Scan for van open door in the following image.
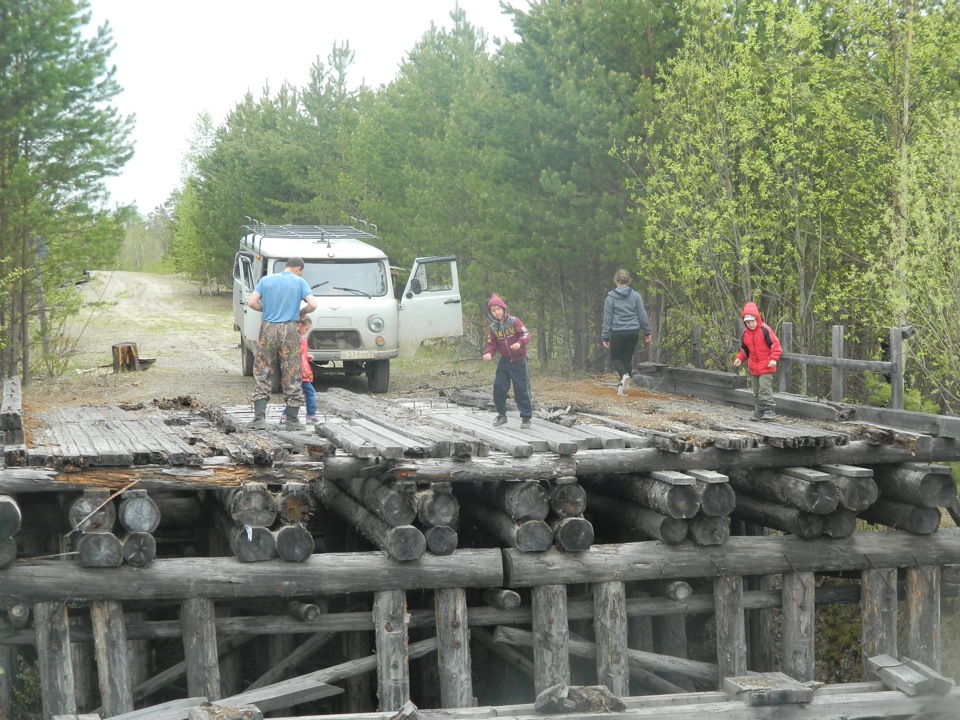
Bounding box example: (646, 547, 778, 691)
(233, 252, 262, 376)
(397, 256, 463, 357)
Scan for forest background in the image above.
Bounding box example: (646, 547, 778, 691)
(3, 0, 960, 415)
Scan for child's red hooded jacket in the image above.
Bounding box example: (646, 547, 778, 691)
(735, 301, 782, 376)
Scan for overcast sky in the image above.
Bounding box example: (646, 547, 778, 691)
(86, 1, 521, 213)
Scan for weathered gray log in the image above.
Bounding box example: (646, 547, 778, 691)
(118, 489, 161, 533)
(219, 483, 277, 528)
(273, 524, 314, 563)
(550, 516, 594, 552)
(317, 478, 425, 561)
(728, 468, 839, 514)
(230, 526, 277, 563)
(435, 587, 473, 707)
(714, 575, 746, 680)
(483, 588, 522, 610)
(732, 495, 825, 539)
(35, 601, 76, 719)
(337, 477, 416, 527)
(582, 474, 700, 519)
(816, 464, 879, 511)
(0, 537, 15, 569)
(276, 482, 313, 525)
(531, 585, 570, 692)
(859, 497, 942, 534)
(462, 479, 550, 521)
(7, 603, 29, 629)
(423, 525, 458, 556)
(586, 490, 688, 544)
(861, 568, 898, 676)
(121, 531, 157, 567)
(187, 704, 264, 720)
(822, 509, 857, 538)
(905, 565, 940, 670)
(182, 597, 221, 702)
(389, 454, 578, 483)
(688, 514, 729, 546)
(494, 624, 717, 686)
(652, 581, 692, 601)
(948, 501, 960, 527)
(461, 500, 553, 552)
(872, 462, 958, 508)
(287, 602, 321, 622)
(76, 532, 123, 567)
(152, 494, 205, 529)
(129, 637, 251, 703)
(248, 631, 335, 692)
(90, 600, 134, 716)
(781, 572, 815, 682)
(901, 656, 956, 694)
(68, 490, 117, 533)
(0, 495, 21, 537)
(593, 581, 629, 697)
(548, 479, 587, 519)
(112, 341, 139, 372)
(685, 470, 735, 517)
(414, 487, 459, 527)
(374, 589, 409, 711)
(865, 653, 932, 695)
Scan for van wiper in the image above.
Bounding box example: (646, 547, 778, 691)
(333, 286, 371, 298)
(311, 281, 330, 290)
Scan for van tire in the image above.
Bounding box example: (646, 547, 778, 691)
(241, 342, 254, 377)
(367, 359, 390, 393)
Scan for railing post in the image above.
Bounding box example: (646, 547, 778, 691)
(890, 327, 905, 410)
(831, 325, 844, 402)
(905, 565, 941, 670)
(779, 322, 793, 393)
(691, 323, 703, 369)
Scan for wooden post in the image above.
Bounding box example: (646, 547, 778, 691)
(905, 565, 940, 670)
(593, 581, 630, 697)
(713, 575, 746, 680)
(435, 587, 473, 707)
(90, 600, 134, 715)
(861, 568, 898, 676)
(691, 323, 703, 369)
(374, 589, 410, 711)
(890, 326, 905, 410)
(531, 584, 570, 692)
(831, 325, 844, 402)
(112, 342, 140, 373)
(35, 601, 77, 719)
(779, 322, 793, 393)
(0, 645, 15, 720)
(781, 571, 815, 681)
(182, 597, 221, 701)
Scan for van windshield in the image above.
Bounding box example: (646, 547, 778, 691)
(273, 259, 389, 297)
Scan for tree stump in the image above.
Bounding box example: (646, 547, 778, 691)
(112, 342, 140, 373)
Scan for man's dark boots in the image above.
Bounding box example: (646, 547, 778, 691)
(245, 399, 267, 430)
(282, 405, 303, 430)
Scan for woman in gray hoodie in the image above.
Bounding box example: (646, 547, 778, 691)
(601, 269, 651, 396)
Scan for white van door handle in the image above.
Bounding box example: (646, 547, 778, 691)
(444, 299, 461, 304)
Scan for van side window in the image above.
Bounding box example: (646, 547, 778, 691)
(414, 261, 454, 292)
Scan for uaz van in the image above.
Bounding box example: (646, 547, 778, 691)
(233, 223, 463, 393)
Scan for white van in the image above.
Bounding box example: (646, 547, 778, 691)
(232, 223, 463, 393)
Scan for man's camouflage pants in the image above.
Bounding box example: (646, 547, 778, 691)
(252, 321, 304, 406)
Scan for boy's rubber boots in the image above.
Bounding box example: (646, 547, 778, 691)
(760, 407, 777, 422)
(750, 407, 764, 421)
(282, 406, 303, 430)
(244, 399, 268, 430)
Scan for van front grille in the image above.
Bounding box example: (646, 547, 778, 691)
(309, 330, 362, 350)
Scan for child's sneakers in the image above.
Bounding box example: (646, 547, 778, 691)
(617, 374, 630, 396)
(305, 414, 318, 423)
(279, 411, 287, 423)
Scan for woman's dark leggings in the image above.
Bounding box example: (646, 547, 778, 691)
(609, 332, 640, 378)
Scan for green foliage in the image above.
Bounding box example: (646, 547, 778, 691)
(12, 658, 42, 720)
(864, 372, 941, 415)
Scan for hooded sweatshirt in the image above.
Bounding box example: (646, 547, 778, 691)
(484, 294, 530, 362)
(735, 301, 782, 376)
(602, 285, 651, 341)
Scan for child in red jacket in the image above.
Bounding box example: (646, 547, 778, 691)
(482, 294, 533, 429)
(733, 301, 782, 421)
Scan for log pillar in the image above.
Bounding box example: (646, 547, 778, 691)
(35, 601, 77, 719)
(781, 571, 815, 681)
(593, 580, 629, 697)
(373, 589, 409, 711)
(531, 584, 570, 692)
(861, 568, 898, 677)
(0, 645, 16, 720)
(435, 587, 473, 708)
(905, 565, 940, 670)
(90, 600, 134, 716)
(713, 575, 746, 680)
(112, 342, 139, 373)
(182, 597, 221, 701)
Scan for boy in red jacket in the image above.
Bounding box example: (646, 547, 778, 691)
(482, 294, 533, 428)
(733, 301, 782, 421)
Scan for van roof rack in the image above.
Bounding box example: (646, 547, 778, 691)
(241, 219, 380, 242)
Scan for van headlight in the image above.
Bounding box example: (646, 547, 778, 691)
(368, 315, 385, 332)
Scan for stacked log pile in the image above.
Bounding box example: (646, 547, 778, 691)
(0, 494, 19, 569)
(861, 462, 956, 535)
(582, 470, 732, 546)
(214, 482, 318, 563)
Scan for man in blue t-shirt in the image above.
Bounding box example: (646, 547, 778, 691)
(245, 257, 318, 429)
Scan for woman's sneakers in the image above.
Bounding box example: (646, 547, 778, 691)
(617, 373, 630, 396)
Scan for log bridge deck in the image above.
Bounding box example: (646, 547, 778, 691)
(1, 368, 959, 720)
